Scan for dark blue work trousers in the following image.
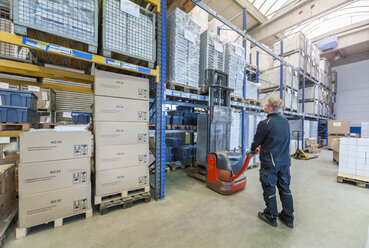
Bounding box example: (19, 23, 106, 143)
(259, 163, 294, 223)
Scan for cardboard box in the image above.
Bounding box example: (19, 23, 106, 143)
(0, 152, 19, 165)
(19, 184, 91, 228)
(331, 138, 340, 152)
(19, 158, 90, 196)
(94, 96, 149, 122)
(20, 130, 92, 163)
(333, 151, 339, 163)
(328, 135, 345, 149)
(0, 187, 16, 219)
(95, 166, 149, 196)
(328, 120, 350, 135)
(94, 70, 149, 101)
(96, 144, 149, 171)
(0, 164, 15, 194)
(94, 122, 148, 146)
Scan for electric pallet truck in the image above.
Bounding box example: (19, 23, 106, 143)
(189, 69, 260, 195)
(291, 130, 318, 160)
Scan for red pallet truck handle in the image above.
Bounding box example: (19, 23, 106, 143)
(231, 147, 261, 181)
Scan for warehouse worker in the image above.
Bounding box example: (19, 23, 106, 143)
(248, 97, 294, 228)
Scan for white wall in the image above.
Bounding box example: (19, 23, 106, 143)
(333, 59, 369, 126)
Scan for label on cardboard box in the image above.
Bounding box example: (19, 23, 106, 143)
(19, 184, 91, 228)
(94, 70, 149, 100)
(95, 144, 149, 171)
(42, 92, 48, 101)
(184, 30, 196, 43)
(0, 83, 9, 89)
(0, 137, 10, 144)
(20, 131, 92, 163)
(94, 122, 148, 146)
(28, 86, 40, 92)
(63, 112, 72, 118)
(95, 166, 149, 196)
(333, 122, 341, 127)
(19, 158, 90, 196)
(94, 96, 149, 122)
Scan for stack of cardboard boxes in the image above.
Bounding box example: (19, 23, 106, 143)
(339, 138, 369, 178)
(18, 130, 92, 231)
(0, 164, 16, 219)
(328, 120, 350, 150)
(94, 70, 150, 203)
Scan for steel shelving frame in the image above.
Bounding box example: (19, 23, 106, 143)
(0, 0, 166, 200)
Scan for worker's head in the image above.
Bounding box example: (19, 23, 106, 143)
(264, 97, 282, 114)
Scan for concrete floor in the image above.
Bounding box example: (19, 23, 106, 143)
(5, 150, 369, 248)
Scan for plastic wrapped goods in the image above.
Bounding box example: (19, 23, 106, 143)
(225, 43, 245, 98)
(199, 30, 225, 86)
(167, 8, 201, 88)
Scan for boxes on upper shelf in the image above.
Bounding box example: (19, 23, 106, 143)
(94, 70, 149, 101)
(0, 164, 15, 195)
(20, 130, 92, 163)
(94, 96, 149, 122)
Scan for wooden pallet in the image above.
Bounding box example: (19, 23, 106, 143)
(285, 108, 298, 113)
(152, 165, 171, 174)
(167, 0, 195, 14)
(0, 123, 31, 131)
(245, 99, 261, 106)
(94, 186, 150, 206)
(171, 125, 196, 130)
(333, 158, 339, 164)
(167, 82, 200, 94)
(169, 163, 193, 171)
(96, 187, 151, 215)
(337, 173, 369, 188)
(15, 209, 92, 239)
(0, 205, 18, 246)
(231, 96, 244, 103)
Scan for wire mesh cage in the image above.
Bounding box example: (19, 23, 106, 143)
(102, 0, 156, 65)
(167, 8, 201, 88)
(12, 0, 98, 48)
(225, 43, 245, 98)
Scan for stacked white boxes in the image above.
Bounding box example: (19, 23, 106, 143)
(246, 81, 259, 101)
(167, 8, 201, 88)
(251, 46, 273, 71)
(199, 30, 225, 85)
(0, 17, 29, 59)
(259, 90, 292, 110)
(94, 70, 149, 203)
(102, 0, 155, 63)
(309, 121, 318, 139)
(18, 129, 93, 229)
(273, 32, 305, 56)
(339, 138, 369, 177)
(260, 67, 293, 90)
(245, 112, 267, 165)
(225, 43, 245, 98)
(361, 122, 369, 138)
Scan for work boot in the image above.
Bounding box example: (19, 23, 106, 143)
(258, 212, 277, 227)
(278, 213, 294, 228)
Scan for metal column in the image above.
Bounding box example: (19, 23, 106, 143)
(241, 8, 247, 160)
(155, 0, 166, 200)
(280, 40, 284, 100)
(302, 76, 305, 151)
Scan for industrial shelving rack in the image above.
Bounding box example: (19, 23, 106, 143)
(0, 0, 336, 200)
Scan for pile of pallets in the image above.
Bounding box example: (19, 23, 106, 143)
(305, 138, 320, 153)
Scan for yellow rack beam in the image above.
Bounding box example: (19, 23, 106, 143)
(0, 32, 159, 82)
(0, 77, 93, 93)
(145, 0, 161, 12)
(0, 59, 93, 84)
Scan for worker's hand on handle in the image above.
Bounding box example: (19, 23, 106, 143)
(247, 147, 260, 157)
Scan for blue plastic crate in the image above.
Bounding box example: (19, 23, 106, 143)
(176, 106, 193, 112)
(72, 111, 91, 124)
(166, 137, 182, 147)
(0, 106, 39, 123)
(171, 116, 184, 125)
(166, 115, 171, 124)
(167, 111, 184, 117)
(0, 89, 37, 109)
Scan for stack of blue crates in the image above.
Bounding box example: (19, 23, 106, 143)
(174, 145, 196, 165)
(165, 147, 174, 163)
(0, 89, 39, 123)
(71, 111, 91, 124)
(167, 107, 198, 126)
(166, 137, 183, 148)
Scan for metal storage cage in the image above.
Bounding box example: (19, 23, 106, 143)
(11, 0, 99, 53)
(101, 0, 156, 67)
